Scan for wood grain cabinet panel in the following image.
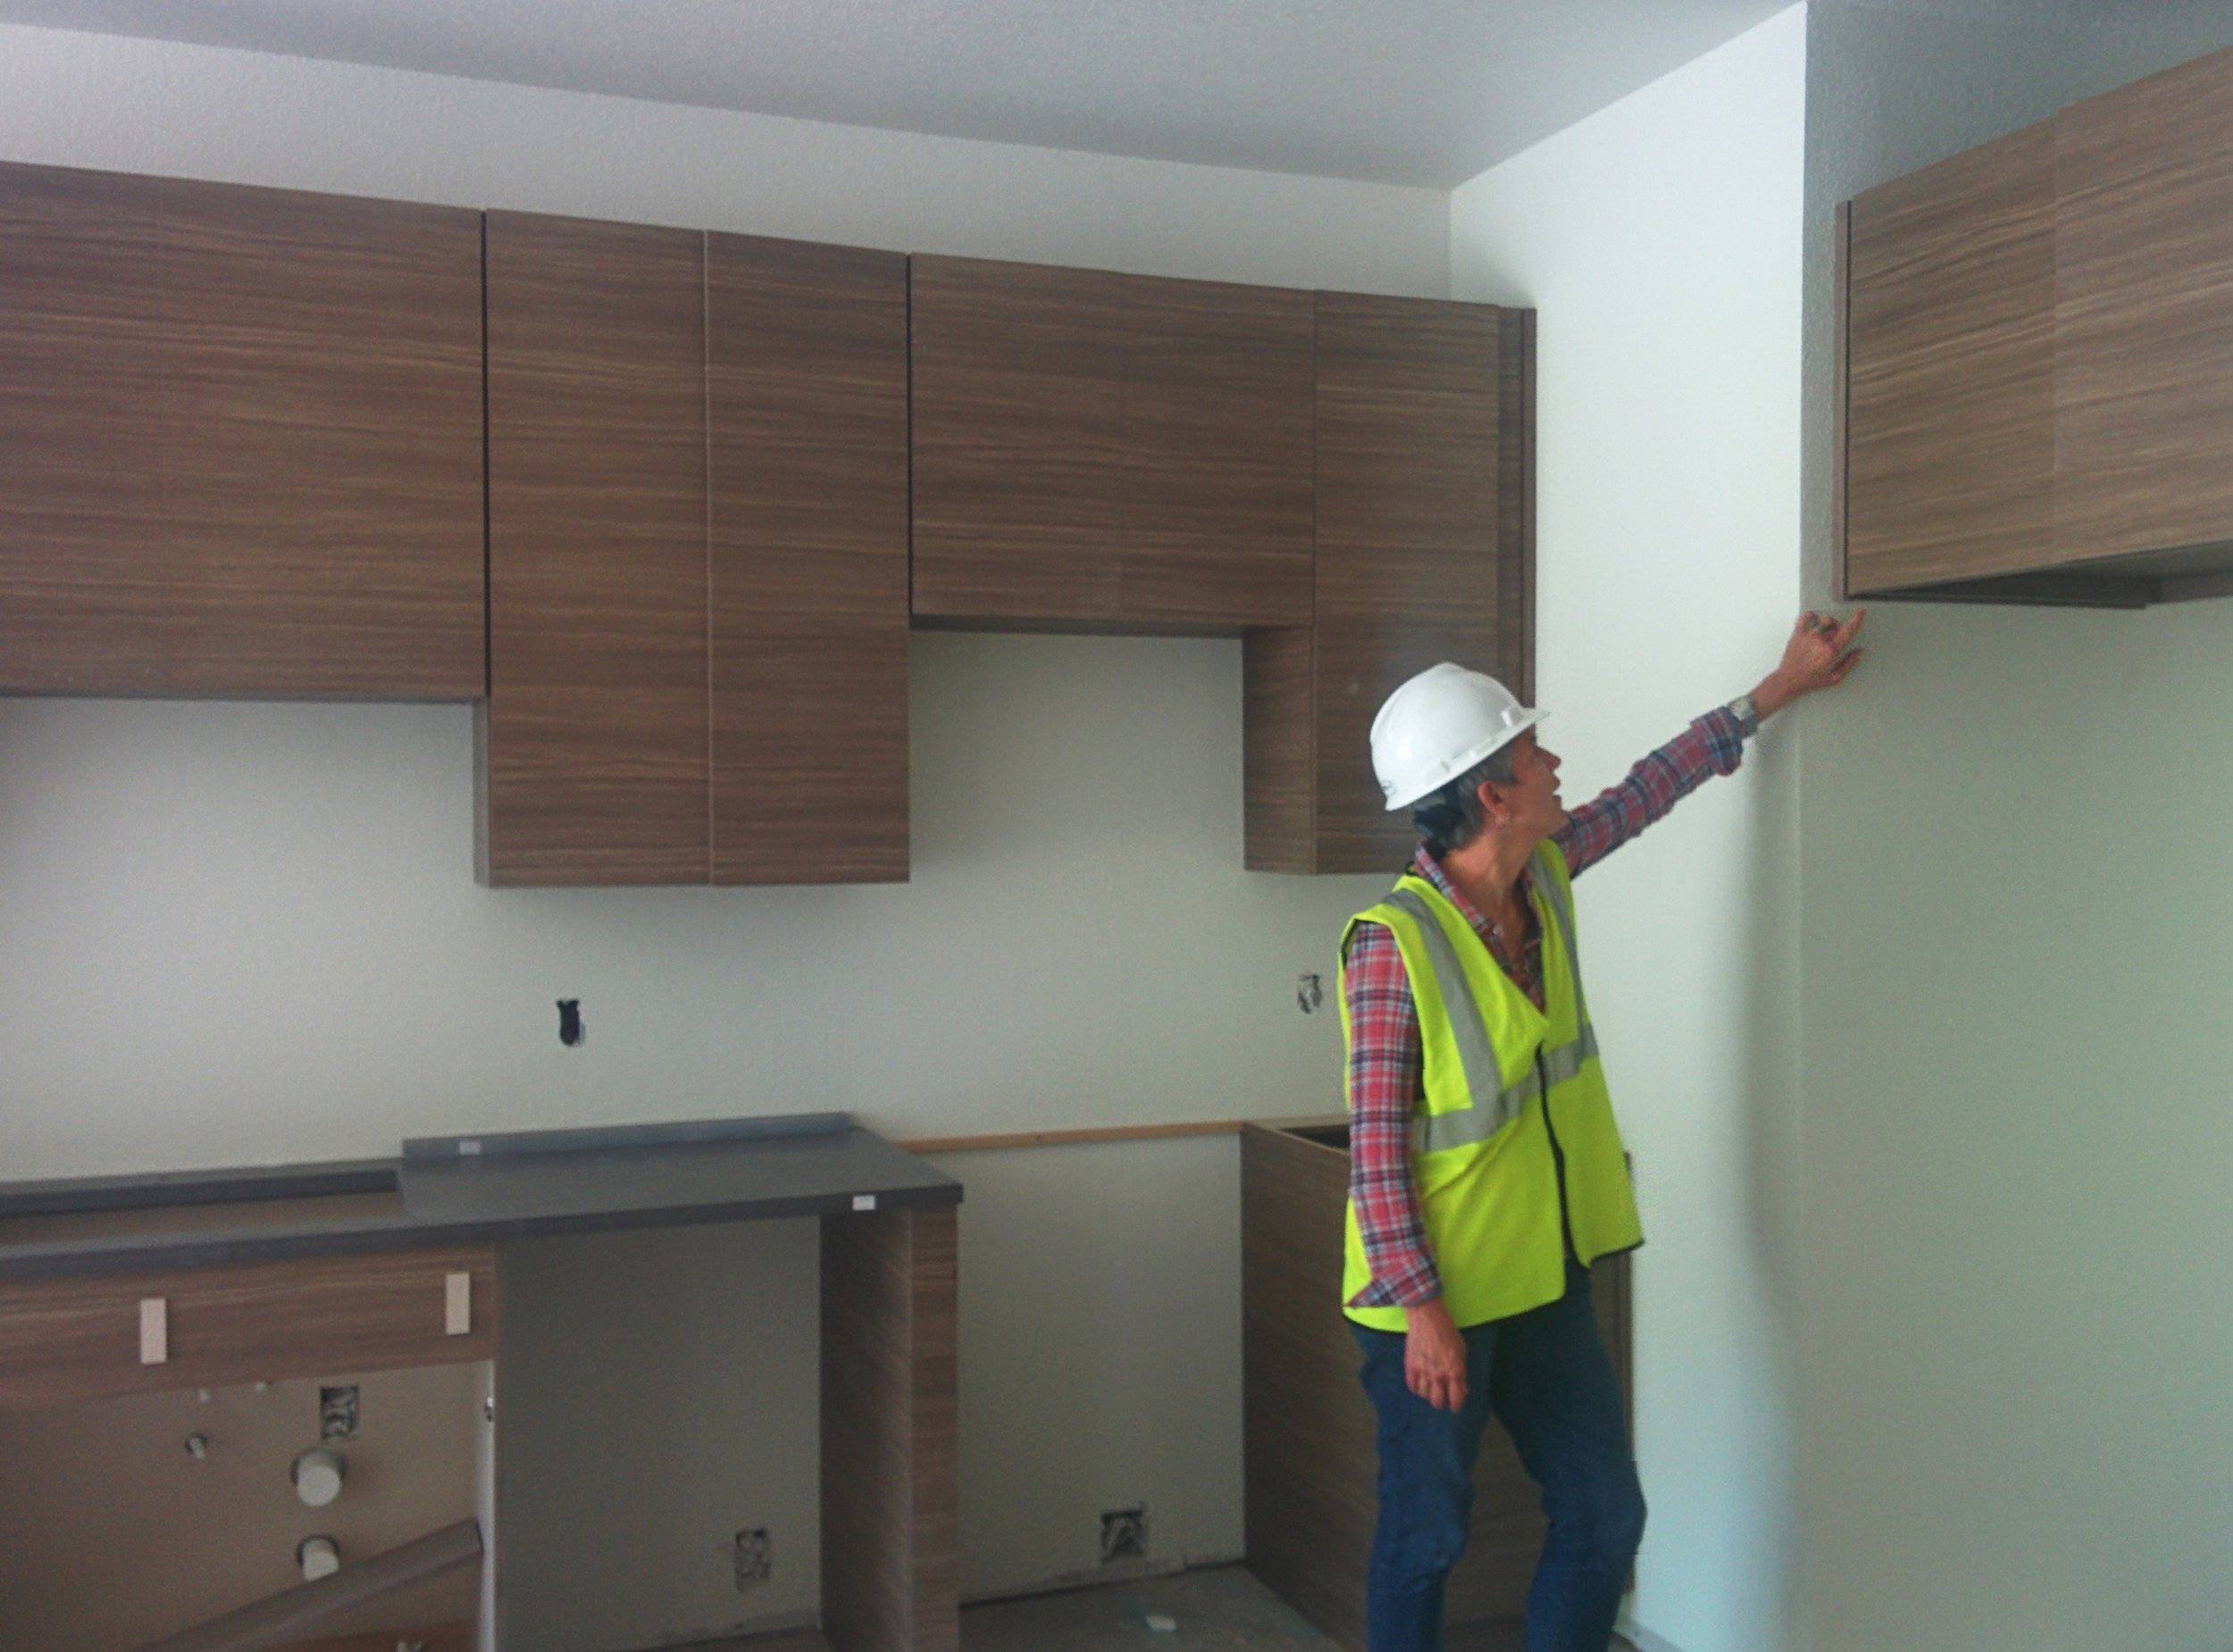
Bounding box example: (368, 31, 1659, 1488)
(909, 258, 1316, 630)
(1843, 123, 2055, 597)
(0, 161, 484, 697)
(0, 1246, 497, 1409)
(1245, 296, 1527, 874)
(2053, 46, 2233, 569)
(1119, 276, 1315, 628)
(823, 1206, 958, 1652)
(482, 212, 710, 886)
(709, 235, 911, 885)
(909, 256, 1127, 624)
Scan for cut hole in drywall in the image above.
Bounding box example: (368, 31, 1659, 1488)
(557, 999, 583, 1047)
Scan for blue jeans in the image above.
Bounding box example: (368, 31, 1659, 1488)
(1351, 1261, 1644, 1652)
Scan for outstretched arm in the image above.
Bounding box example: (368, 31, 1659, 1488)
(1553, 610, 1865, 878)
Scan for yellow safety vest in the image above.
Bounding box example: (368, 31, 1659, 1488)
(1340, 842, 1641, 1330)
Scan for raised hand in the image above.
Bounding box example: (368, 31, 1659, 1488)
(1753, 610, 1863, 721)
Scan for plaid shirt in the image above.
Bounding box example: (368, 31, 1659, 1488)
(1342, 706, 1748, 1309)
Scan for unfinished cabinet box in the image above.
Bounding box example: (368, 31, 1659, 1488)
(1241, 1120, 1629, 1652)
(1839, 43, 2233, 605)
(1245, 296, 1533, 874)
(908, 255, 1314, 630)
(0, 160, 485, 697)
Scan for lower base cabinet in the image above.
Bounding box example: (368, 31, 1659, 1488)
(1241, 1119, 1632, 1649)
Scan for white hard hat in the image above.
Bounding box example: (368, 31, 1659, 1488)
(1369, 663, 1544, 812)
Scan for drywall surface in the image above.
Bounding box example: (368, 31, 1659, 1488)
(1451, 11, 1806, 1651)
(1799, 8, 2233, 1650)
(0, 25, 1431, 1622)
(931, 1136, 1244, 1591)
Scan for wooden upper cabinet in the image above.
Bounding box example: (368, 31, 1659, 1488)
(909, 256, 1314, 630)
(1840, 45, 2233, 605)
(909, 256, 1126, 623)
(1120, 277, 1314, 628)
(0, 161, 484, 697)
(2054, 46, 2233, 571)
(708, 235, 911, 885)
(1246, 296, 1529, 875)
(482, 212, 709, 886)
(1843, 123, 2055, 598)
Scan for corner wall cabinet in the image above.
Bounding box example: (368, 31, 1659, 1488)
(0, 159, 485, 697)
(1245, 298, 1533, 874)
(1840, 43, 2233, 605)
(0, 155, 1532, 881)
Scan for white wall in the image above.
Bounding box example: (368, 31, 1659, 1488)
(1451, 12, 1807, 1652)
(1797, 7, 2233, 1651)
(0, 24, 1442, 1637)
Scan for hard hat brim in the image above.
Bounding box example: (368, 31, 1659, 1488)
(1379, 708, 1547, 812)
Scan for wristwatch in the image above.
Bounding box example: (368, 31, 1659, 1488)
(1727, 693, 1760, 738)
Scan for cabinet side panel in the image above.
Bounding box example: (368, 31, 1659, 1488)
(1243, 627, 1317, 873)
(483, 212, 708, 885)
(1495, 308, 1536, 705)
(908, 255, 1125, 623)
(1844, 123, 2054, 594)
(708, 235, 910, 885)
(2054, 46, 2233, 565)
(155, 178, 486, 698)
(0, 163, 184, 693)
(1242, 1127, 1374, 1649)
(823, 1206, 960, 1652)
(1121, 276, 1315, 628)
(1313, 294, 1501, 875)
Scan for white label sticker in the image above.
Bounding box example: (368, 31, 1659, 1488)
(139, 1297, 168, 1365)
(458, 1139, 482, 1156)
(852, 1194, 876, 1212)
(445, 1272, 473, 1336)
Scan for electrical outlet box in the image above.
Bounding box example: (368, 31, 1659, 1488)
(318, 1385, 360, 1442)
(732, 1526, 771, 1590)
(1100, 1506, 1147, 1564)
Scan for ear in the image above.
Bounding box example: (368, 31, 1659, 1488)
(1474, 776, 1509, 826)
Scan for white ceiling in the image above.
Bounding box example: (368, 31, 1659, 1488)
(0, 0, 1801, 188)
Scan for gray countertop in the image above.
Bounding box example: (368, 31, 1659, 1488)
(0, 1114, 961, 1282)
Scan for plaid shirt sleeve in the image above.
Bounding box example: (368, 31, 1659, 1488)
(1553, 705, 1747, 878)
(1342, 919, 1441, 1308)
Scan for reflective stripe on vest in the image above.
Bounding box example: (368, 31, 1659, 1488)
(1384, 845, 1598, 1156)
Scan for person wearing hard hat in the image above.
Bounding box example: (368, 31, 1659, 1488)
(1342, 612, 1863, 1652)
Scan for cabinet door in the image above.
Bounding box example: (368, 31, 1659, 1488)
(908, 256, 1126, 624)
(1247, 295, 1515, 875)
(0, 162, 484, 697)
(483, 213, 709, 886)
(709, 236, 911, 885)
(0, 163, 171, 692)
(155, 179, 486, 696)
(1120, 276, 1314, 628)
(1843, 124, 2054, 597)
(2054, 46, 2233, 568)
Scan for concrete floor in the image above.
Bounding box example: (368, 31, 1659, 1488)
(963, 1564, 1639, 1652)
(701, 1565, 1640, 1652)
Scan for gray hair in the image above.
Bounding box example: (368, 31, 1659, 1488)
(1410, 743, 1519, 857)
